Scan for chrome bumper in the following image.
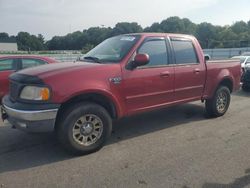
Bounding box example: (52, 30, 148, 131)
(3, 105, 58, 121)
(2, 105, 59, 132)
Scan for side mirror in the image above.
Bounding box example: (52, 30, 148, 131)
(131, 53, 149, 69)
(204, 54, 210, 61)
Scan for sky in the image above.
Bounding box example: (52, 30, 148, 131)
(0, 0, 250, 40)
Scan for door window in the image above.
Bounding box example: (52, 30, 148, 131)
(171, 39, 198, 64)
(21, 58, 47, 69)
(0, 59, 15, 71)
(138, 38, 168, 67)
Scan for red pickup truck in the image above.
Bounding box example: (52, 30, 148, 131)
(1, 33, 241, 154)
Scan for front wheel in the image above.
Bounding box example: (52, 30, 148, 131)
(205, 86, 231, 117)
(56, 102, 112, 155)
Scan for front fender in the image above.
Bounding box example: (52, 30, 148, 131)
(62, 88, 124, 117)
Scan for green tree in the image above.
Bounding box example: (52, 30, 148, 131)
(144, 17, 196, 35)
(217, 28, 238, 48)
(12, 17, 250, 50)
(196, 22, 217, 48)
(16, 32, 45, 51)
(231, 21, 248, 34)
(144, 22, 163, 32)
(160, 17, 185, 33)
(0, 32, 9, 39)
(85, 27, 112, 46)
(112, 22, 143, 35)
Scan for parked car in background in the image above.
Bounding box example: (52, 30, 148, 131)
(1, 33, 241, 155)
(0, 55, 58, 101)
(231, 56, 250, 72)
(241, 52, 250, 56)
(242, 64, 250, 91)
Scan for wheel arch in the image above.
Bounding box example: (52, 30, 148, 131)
(218, 77, 233, 93)
(55, 92, 120, 130)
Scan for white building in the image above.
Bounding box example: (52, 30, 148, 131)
(0, 42, 18, 51)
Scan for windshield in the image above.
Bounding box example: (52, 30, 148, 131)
(82, 35, 140, 63)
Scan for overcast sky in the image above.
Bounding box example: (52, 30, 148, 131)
(0, 0, 249, 40)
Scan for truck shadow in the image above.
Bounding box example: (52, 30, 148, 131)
(0, 102, 206, 173)
(202, 168, 250, 188)
(232, 89, 250, 97)
(110, 103, 206, 144)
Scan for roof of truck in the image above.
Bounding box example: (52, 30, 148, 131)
(124, 32, 195, 38)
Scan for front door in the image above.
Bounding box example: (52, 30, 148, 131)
(122, 37, 174, 115)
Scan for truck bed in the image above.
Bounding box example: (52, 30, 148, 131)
(203, 59, 241, 99)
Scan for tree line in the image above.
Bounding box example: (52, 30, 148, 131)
(1, 16, 250, 52)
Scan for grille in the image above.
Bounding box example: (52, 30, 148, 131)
(9, 81, 22, 102)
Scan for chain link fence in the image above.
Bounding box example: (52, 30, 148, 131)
(204, 47, 250, 60)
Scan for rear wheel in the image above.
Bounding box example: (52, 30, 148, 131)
(205, 86, 231, 117)
(56, 102, 112, 155)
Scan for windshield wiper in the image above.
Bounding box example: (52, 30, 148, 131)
(83, 56, 101, 63)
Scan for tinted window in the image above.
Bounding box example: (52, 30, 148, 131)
(171, 39, 198, 64)
(21, 59, 46, 69)
(138, 39, 168, 67)
(0, 59, 15, 71)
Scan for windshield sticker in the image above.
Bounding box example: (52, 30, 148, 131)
(120, 36, 136, 41)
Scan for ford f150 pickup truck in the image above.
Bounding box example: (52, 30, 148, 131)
(1, 33, 241, 154)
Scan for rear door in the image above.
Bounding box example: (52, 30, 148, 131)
(170, 37, 206, 101)
(0, 58, 20, 99)
(122, 37, 175, 114)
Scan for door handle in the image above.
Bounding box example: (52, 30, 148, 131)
(193, 68, 200, 74)
(160, 71, 170, 77)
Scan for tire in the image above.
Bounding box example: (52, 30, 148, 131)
(205, 86, 231, 117)
(242, 83, 250, 92)
(56, 102, 112, 155)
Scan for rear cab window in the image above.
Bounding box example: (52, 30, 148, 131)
(171, 38, 199, 65)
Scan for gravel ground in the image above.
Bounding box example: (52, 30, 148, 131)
(0, 90, 250, 188)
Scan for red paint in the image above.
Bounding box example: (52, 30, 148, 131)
(134, 53, 149, 65)
(0, 55, 58, 101)
(15, 33, 241, 118)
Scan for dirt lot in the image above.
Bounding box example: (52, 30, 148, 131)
(0, 91, 250, 188)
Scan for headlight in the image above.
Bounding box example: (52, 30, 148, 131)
(20, 86, 50, 101)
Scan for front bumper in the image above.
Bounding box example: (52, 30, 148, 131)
(1, 96, 60, 132)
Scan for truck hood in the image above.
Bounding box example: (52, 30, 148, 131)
(17, 61, 104, 77)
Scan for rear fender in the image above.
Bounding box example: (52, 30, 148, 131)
(203, 69, 234, 99)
